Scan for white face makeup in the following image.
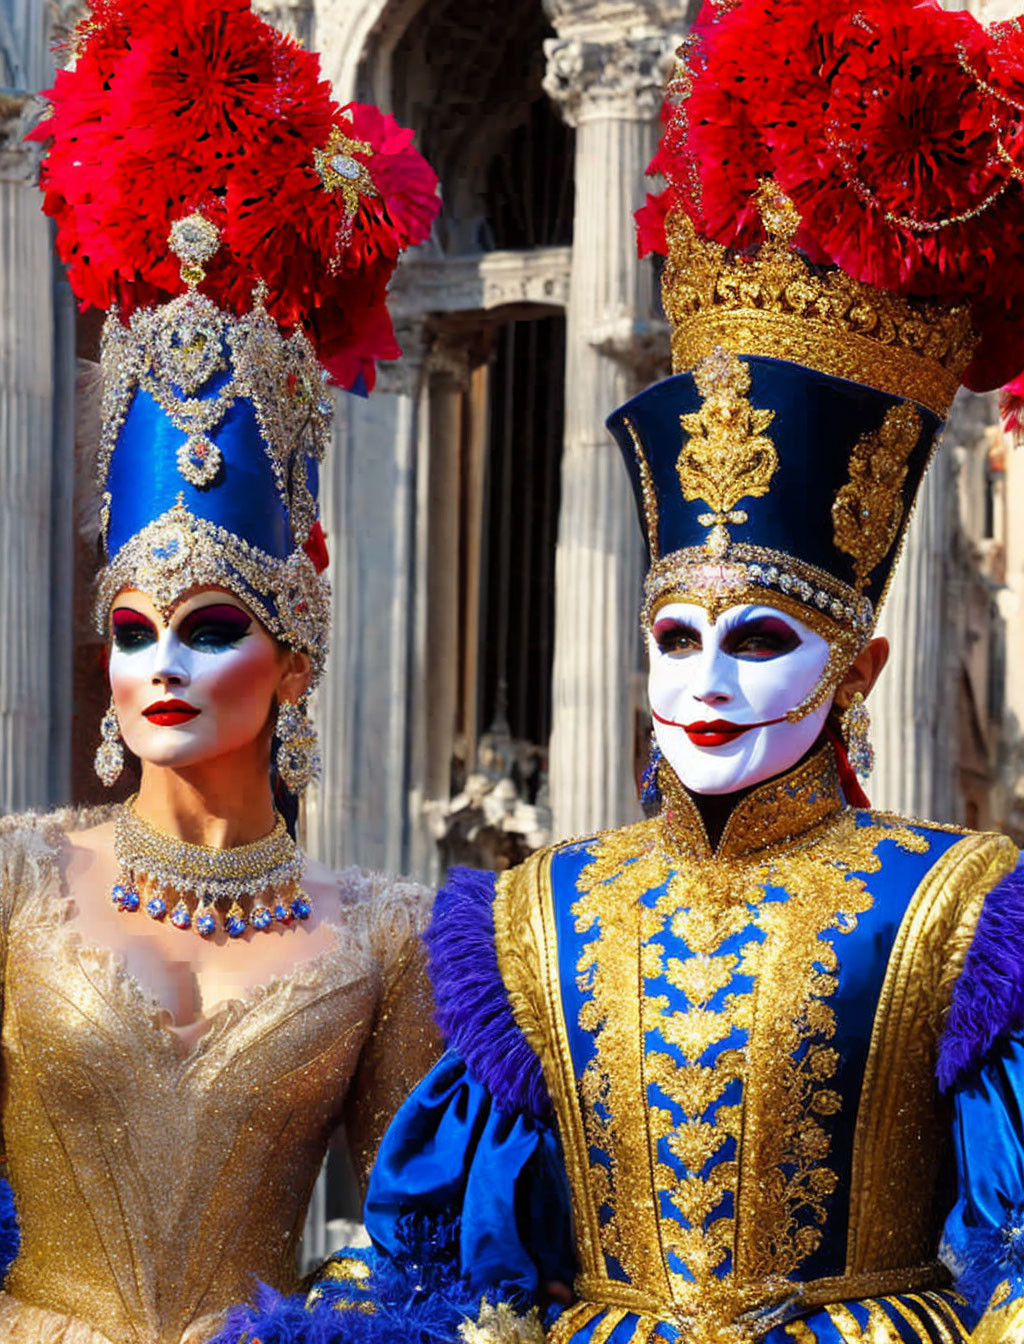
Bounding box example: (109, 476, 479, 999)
(648, 601, 832, 796)
(108, 588, 285, 771)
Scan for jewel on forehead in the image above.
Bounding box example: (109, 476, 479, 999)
(177, 436, 223, 489)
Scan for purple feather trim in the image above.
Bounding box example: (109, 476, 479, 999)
(207, 1283, 350, 1344)
(426, 867, 550, 1120)
(938, 863, 1024, 1093)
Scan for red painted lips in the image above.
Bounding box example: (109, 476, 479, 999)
(651, 708, 788, 747)
(681, 718, 755, 747)
(143, 698, 199, 726)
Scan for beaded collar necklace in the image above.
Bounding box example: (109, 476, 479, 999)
(111, 797, 310, 938)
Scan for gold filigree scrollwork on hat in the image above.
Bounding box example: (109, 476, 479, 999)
(832, 402, 924, 594)
(662, 211, 975, 418)
(624, 419, 661, 562)
(677, 348, 778, 559)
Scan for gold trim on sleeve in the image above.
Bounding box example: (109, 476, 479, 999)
(845, 831, 1018, 1276)
(493, 850, 606, 1282)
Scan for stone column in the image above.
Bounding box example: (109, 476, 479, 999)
(870, 392, 993, 822)
(0, 91, 66, 811)
(304, 322, 428, 875)
(871, 439, 956, 819)
(253, 0, 313, 46)
(543, 29, 675, 839)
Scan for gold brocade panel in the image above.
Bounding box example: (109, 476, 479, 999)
(569, 805, 927, 1328)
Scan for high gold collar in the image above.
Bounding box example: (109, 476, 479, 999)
(658, 743, 845, 862)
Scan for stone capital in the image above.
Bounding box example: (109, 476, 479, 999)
(590, 317, 671, 391)
(371, 319, 429, 398)
(0, 93, 44, 185)
(426, 334, 472, 391)
(542, 32, 678, 125)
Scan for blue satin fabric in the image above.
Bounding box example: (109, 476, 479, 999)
(363, 1050, 575, 1304)
(106, 374, 293, 561)
(605, 360, 941, 613)
(550, 817, 964, 1285)
(942, 1033, 1024, 1317)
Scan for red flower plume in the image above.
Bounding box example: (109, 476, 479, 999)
(642, 0, 1024, 392)
(29, 0, 440, 390)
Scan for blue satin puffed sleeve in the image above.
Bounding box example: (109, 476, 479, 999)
(940, 1034, 1024, 1340)
(210, 1052, 573, 1344)
(363, 1048, 573, 1300)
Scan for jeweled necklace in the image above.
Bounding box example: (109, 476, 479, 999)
(111, 796, 309, 938)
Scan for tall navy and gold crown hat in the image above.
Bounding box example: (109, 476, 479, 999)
(607, 0, 1024, 714)
(30, 0, 439, 684)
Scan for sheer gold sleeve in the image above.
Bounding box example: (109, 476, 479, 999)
(341, 875, 441, 1193)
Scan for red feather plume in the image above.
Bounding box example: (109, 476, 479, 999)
(29, 0, 440, 391)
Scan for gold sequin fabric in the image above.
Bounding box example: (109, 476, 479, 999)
(493, 749, 1017, 1344)
(0, 811, 439, 1344)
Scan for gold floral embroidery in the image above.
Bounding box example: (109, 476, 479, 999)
(677, 349, 778, 559)
(832, 403, 925, 593)
(457, 1300, 545, 1344)
(569, 756, 929, 1338)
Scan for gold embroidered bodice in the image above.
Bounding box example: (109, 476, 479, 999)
(495, 749, 1018, 1344)
(0, 811, 438, 1344)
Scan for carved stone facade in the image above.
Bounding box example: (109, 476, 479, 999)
(0, 2, 75, 813)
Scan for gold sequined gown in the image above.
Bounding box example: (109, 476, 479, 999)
(0, 811, 438, 1344)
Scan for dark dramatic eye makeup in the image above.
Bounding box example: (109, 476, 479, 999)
(111, 607, 157, 652)
(721, 614, 801, 660)
(178, 604, 253, 650)
(652, 618, 701, 655)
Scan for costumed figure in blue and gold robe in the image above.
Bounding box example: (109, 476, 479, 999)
(0, 5, 443, 1342)
(221, 3, 1024, 1343)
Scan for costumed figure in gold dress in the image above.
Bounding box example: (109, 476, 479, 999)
(0, 2, 441, 1340)
(218, 3, 1024, 1343)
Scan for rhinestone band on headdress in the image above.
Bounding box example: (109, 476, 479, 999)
(112, 797, 309, 938)
(94, 501, 330, 680)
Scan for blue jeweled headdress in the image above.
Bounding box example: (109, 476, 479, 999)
(32, 0, 439, 684)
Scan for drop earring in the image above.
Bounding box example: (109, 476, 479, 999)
(640, 737, 663, 812)
(841, 692, 874, 780)
(94, 698, 125, 787)
(275, 698, 320, 793)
